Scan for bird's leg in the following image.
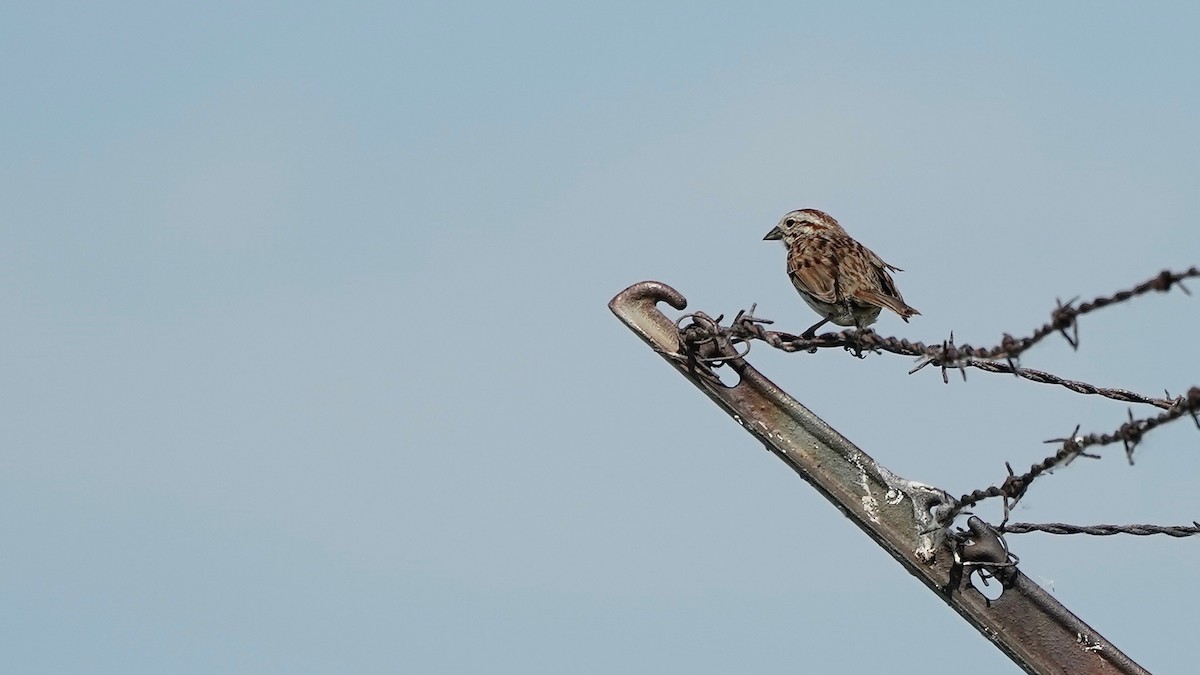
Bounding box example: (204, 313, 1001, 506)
(842, 297, 856, 322)
(801, 317, 829, 339)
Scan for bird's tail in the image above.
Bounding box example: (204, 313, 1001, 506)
(854, 290, 920, 322)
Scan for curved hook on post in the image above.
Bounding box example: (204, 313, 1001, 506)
(608, 281, 688, 357)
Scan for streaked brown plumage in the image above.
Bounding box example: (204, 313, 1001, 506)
(764, 209, 919, 337)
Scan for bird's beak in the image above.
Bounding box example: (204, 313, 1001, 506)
(763, 226, 783, 241)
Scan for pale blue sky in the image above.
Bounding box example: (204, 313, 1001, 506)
(4, 3, 1199, 673)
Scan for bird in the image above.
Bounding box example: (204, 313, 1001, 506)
(764, 208, 919, 337)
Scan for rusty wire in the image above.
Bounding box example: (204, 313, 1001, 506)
(730, 266, 1199, 393)
(680, 268, 1200, 537)
(953, 386, 1200, 517)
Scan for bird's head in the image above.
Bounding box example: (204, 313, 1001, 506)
(763, 209, 843, 245)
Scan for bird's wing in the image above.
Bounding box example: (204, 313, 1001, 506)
(787, 249, 838, 305)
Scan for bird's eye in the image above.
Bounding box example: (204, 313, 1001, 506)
(785, 219, 795, 226)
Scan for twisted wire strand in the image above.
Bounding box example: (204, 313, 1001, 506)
(730, 267, 1199, 406)
(680, 269, 1200, 536)
(1002, 522, 1200, 537)
(953, 386, 1200, 513)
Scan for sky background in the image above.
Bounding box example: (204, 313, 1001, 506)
(3, 3, 1199, 673)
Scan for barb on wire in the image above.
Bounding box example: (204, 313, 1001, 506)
(1002, 522, 1200, 537)
(953, 386, 1200, 515)
(675, 268, 1200, 534)
(727, 267, 1199, 400)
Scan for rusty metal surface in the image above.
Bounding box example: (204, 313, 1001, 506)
(609, 280, 1150, 675)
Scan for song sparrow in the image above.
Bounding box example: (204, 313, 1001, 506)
(764, 209, 920, 337)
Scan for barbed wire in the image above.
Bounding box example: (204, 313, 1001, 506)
(952, 386, 1200, 516)
(728, 267, 1199, 401)
(676, 268, 1200, 538)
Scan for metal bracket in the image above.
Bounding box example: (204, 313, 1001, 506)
(610, 280, 1149, 675)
